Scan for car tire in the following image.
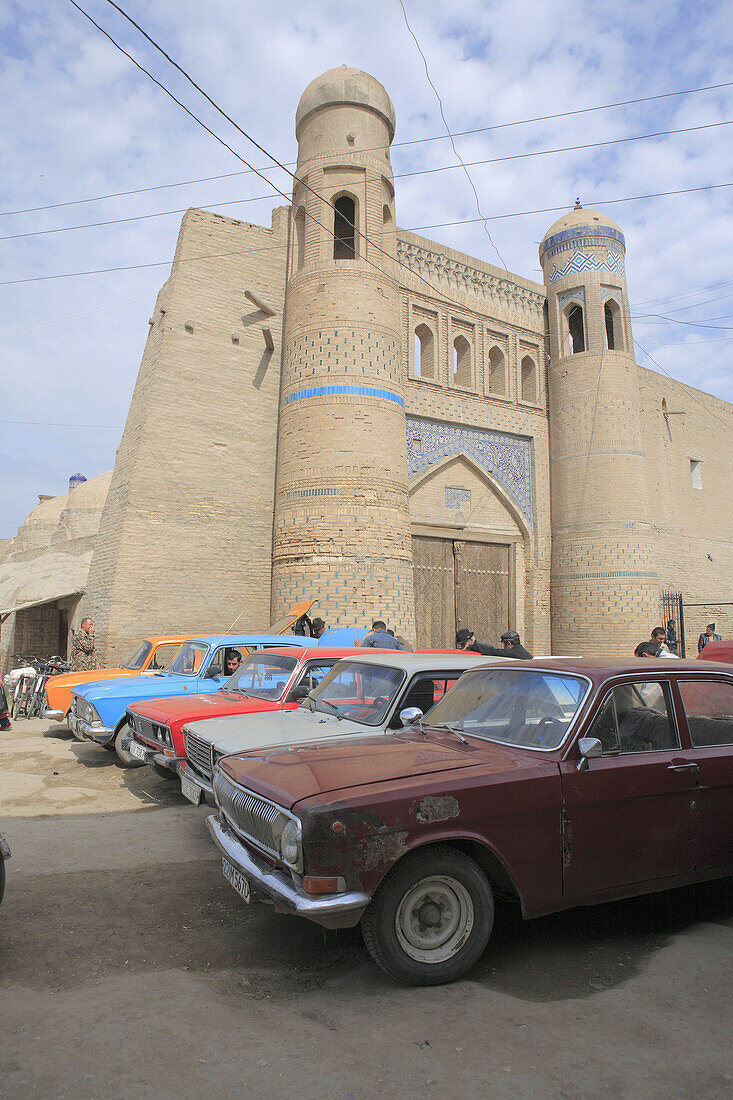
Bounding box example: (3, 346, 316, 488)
(153, 762, 177, 781)
(361, 845, 494, 986)
(114, 723, 144, 767)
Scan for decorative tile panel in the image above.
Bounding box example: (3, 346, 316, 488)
(406, 415, 533, 526)
(445, 487, 471, 509)
(540, 224, 625, 261)
(557, 288, 586, 310)
(282, 384, 404, 407)
(550, 249, 625, 283)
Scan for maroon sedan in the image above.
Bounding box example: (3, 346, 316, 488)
(205, 658, 733, 985)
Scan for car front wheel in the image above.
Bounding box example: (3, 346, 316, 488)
(115, 723, 144, 767)
(360, 845, 494, 986)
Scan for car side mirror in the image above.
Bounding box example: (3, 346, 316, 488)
(204, 664, 222, 679)
(287, 684, 311, 702)
(399, 706, 423, 728)
(577, 736, 603, 771)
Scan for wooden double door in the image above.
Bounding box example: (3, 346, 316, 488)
(412, 535, 511, 650)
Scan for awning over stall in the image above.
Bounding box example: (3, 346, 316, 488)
(0, 551, 92, 618)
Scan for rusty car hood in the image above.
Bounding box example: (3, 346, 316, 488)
(218, 730, 534, 810)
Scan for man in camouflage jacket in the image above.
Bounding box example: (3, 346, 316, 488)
(71, 618, 98, 672)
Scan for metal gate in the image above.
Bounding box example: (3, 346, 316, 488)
(662, 590, 733, 658)
(413, 535, 510, 649)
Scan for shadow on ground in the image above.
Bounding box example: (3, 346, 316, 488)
(2, 839, 730, 1003)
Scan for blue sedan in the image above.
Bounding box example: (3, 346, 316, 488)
(70, 634, 319, 757)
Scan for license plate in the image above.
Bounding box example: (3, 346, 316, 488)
(181, 775, 202, 806)
(222, 857, 251, 903)
(129, 739, 148, 761)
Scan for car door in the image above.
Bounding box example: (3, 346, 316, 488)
(560, 678, 700, 904)
(675, 676, 733, 874)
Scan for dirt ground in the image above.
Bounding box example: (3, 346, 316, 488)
(1, 718, 731, 1099)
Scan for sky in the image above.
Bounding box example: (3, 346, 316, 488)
(1, 0, 731, 538)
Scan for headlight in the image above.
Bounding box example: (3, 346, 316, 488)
(280, 819, 300, 867)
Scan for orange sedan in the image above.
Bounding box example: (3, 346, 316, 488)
(44, 636, 192, 724)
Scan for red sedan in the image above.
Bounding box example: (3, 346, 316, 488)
(124, 647, 369, 782)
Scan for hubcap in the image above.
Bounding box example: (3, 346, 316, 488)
(395, 874, 474, 964)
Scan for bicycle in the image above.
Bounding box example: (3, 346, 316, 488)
(27, 655, 69, 719)
(7, 655, 38, 720)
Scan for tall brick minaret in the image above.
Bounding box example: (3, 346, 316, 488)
(271, 67, 415, 638)
(540, 204, 658, 655)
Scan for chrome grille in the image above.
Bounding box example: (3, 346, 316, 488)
(184, 730, 214, 779)
(213, 771, 281, 858)
(128, 712, 170, 746)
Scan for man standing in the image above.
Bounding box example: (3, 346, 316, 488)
(698, 623, 722, 654)
(455, 628, 533, 659)
(634, 627, 666, 658)
(360, 620, 402, 649)
(70, 617, 98, 672)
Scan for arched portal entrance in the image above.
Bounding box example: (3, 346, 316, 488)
(408, 453, 531, 649)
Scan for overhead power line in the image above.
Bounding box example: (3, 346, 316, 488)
(68, 0, 469, 320)
(3, 78, 731, 218)
(397, 0, 506, 268)
(3, 180, 731, 287)
(2, 179, 732, 287)
(4, 138, 730, 243)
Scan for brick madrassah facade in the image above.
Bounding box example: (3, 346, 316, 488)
(2, 66, 733, 665)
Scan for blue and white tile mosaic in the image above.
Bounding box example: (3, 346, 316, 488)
(445, 487, 471, 509)
(540, 224, 625, 261)
(557, 287, 586, 310)
(406, 416, 533, 526)
(550, 249, 625, 283)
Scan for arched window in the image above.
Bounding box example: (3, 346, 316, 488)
(604, 299, 622, 350)
(333, 195, 356, 259)
(294, 206, 305, 271)
(566, 304, 586, 354)
(453, 335, 471, 387)
(521, 356, 537, 403)
(414, 324, 435, 379)
(488, 346, 507, 396)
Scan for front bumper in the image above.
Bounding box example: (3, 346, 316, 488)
(43, 707, 65, 722)
(206, 813, 369, 930)
(70, 714, 114, 744)
(178, 760, 215, 804)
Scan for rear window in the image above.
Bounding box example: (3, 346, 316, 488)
(228, 653, 299, 700)
(125, 641, 152, 670)
(679, 679, 733, 746)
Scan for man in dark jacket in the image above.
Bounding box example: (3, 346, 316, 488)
(456, 628, 533, 659)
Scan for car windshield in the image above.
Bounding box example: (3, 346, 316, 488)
(308, 661, 405, 725)
(124, 641, 152, 670)
(424, 667, 588, 750)
(226, 653, 299, 699)
(168, 641, 210, 676)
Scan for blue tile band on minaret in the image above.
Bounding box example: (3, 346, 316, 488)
(282, 385, 405, 407)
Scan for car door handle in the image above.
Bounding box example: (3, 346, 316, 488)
(667, 762, 699, 773)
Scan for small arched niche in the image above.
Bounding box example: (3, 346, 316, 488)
(414, 324, 435, 379)
(453, 335, 472, 387)
(488, 345, 507, 396)
(382, 203, 395, 250)
(521, 356, 537, 403)
(563, 302, 586, 355)
(333, 193, 357, 259)
(604, 298, 623, 350)
(293, 206, 306, 270)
